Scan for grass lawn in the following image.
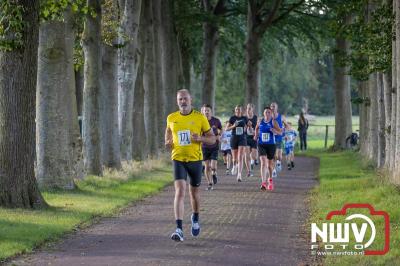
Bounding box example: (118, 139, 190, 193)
(306, 149, 400, 265)
(0, 160, 173, 262)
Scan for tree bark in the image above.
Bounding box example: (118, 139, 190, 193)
(383, 72, 392, 167)
(0, 0, 47, 208)
(245, 17, 261, 114)
(201, 0, 219, 109)
(389, 0, 397, 174)
(152, 0, 165, 150)
(118, 0, 142, 160)
(100, 44, 122, 169)
(160, 0, 180, 115)
(377, 73, 386, 167)
(143, 0, 159, 156)
(333, 38, 353, 149)
(36, 11, 83, 189)
(359, 81, 369, 157)
(395, 0, 400, 184)
(368, 73, 379, 164)
(75, 68, 84, 117)
(82, 0, 103, 176)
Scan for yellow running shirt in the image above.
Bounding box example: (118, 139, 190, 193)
(166, 110, 211, 162)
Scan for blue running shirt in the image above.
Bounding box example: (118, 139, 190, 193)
(283, 129, 297, 148)
(274, 113, 284, 142)
(258, 119, 275, 145)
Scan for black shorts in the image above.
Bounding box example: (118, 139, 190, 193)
(173, 160, 202, 187)
(221, 149, 231, 156)
(246, 136, 257, 149)
(230, 136, 247, 149)
(258, 144, 276, 160)
(203, 148, 219, 161)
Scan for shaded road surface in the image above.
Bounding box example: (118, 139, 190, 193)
(10, 156, 318, 266)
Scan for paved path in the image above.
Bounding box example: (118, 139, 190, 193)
(10, 156, 318, 266)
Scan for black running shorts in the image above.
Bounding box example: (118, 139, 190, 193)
(173, 160, 202, 187)
(246, 136, 257, 149)
(203, 148, 219, 161)
(221, 149, 231, 156)
(230, 136, 247, 150)
(258, 144, 276, 160)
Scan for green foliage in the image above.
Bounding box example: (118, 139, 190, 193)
(329, 0, 393, 80)
(0, 1, 25, 51)
(101, 0, 120, 47)
(40, 0, 91, 21)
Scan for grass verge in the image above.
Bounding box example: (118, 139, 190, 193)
(305, 149, 400, 265)
(0, 159, 173, 262)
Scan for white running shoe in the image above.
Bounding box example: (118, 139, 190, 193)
(272, 168, 277, 178)
(231, 165, 237, 175)
(276, 160, 282, 172)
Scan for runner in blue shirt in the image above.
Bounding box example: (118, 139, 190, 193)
(270, 102, 285, 177)
(254, 106, 282, 191)
(283, 121, 297, 170)
(220, 121, 232, 175)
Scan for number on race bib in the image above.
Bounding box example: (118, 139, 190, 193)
(177, 130, 191, 146)
(261, 133, 270, 142)
(247, 127, 254, 135)
(236, 127, 243, 135)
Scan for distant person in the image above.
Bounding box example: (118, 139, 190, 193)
(226, 105, 248, 182)
(283, 121, 297, 170)
(165, 89, 215, 242)
(221, 121, 232, 175)
(298, 111, 309, 151)
(201, 104, 222, 191)
(254, 106, 282, 191)
(245, 103, 258, 177)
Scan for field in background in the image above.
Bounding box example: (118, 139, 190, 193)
(218, 115, 359, 149)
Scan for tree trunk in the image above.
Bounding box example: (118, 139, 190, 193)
(160, 0, 179, 115)
(390, 0, 397, 175)
(36, 12, 83, 189)
(368, 73, 379, 164)
(0, 0, 47, 208)
(333, 38, 353, 149)
(75, 68, 84, 117)
(201, 21, 219, 109)
(100, 44, 122, 169)
(359, 81, 369, 157)
(82, 0, 103, 176)
(377, 73, 386, 167)
(143, 0, 159, 156)
(245, 30, 261, 114)
(179, 43, 191, 90)
(118, 0, 142, 160)
(383, 72, 392, 167)
(395, 0, 400, 184)
(152, 0, 165, 150)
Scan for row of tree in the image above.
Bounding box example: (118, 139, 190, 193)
(330, 0, 399, 184)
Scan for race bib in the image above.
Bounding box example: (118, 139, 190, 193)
(247, 127, 254, 135)
(177, 130, 191, 146)
(236, 127, 243, 135)
(287, 135, 293, 141)
(261, 133, 270, 142)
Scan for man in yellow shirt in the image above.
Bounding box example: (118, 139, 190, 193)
(165, 89, 215, 242)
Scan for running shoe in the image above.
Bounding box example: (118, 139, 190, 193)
(291, 161, 295, 168)
(272, 168, 277, 179)
(267, 178, 274, 191)
(287, 163, 292, 170)
(191, 214, 201, 237)
(226, 168, 230, 175)
(276, 160, 282, 172)
(231, 165, 237, 175)
(260, 182, 267, 190)
(171, 228, 184, 242)
(206, 183, 213, 191)
(237, 174, 242, 182)
(212, 174, 218, 185)
(247, 171, 251, 177)
(250, 171, 254, 177)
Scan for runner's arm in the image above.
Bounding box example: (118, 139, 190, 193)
(164, 126, 173, 150)
(192, 129, 215, 145)
(272, 120, 282, 135)
(253, 121, 260, 141)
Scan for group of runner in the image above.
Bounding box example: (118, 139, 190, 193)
(165, 89, 298, 242)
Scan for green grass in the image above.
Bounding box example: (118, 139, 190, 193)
(0, 161, 173, 261)
(306, 149, 400, 265)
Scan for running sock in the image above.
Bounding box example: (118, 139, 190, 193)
(176, 219, 183, 230)
(192, 213, 199, 222)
